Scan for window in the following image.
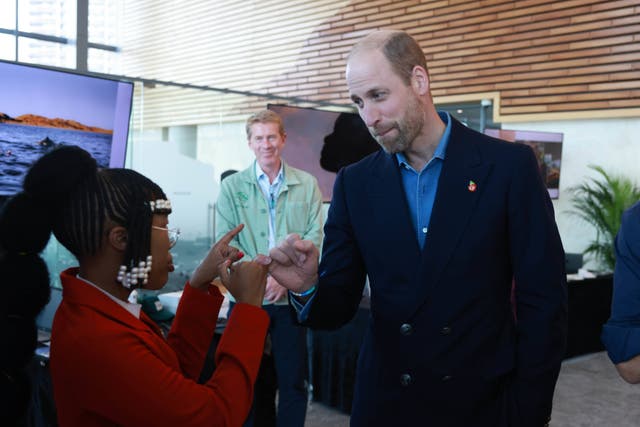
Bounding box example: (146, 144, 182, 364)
(0, 0, 17, 29)
(18, 0, 76, 39)
(18, 35, 75, 67)
(436, 100, 496, 133)
(0, 0, 122, 72)
(0, 33, 16, 60)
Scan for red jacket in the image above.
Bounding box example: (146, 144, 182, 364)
(50, 268, 269, 427)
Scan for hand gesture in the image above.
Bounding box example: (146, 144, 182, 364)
(190, 224, 244, 290)
(266, 233, 319, 293)
(219, 260, 268, 307)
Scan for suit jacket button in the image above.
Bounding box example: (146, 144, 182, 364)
(441, 326, 451, 335)
(400, 323, 413, 336)
(442, 375, 452, 382)
(400, 373, 412, 387)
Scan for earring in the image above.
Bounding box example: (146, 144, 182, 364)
(116, 255, 153, 289)
(116, 265, 130, 289)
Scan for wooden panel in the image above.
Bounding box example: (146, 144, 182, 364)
(121, 0, 640, 128)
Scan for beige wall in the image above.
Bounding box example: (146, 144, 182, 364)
(122, 0, 640, 128)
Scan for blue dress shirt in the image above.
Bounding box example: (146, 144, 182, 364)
(395, 111, 451, 249)
(255, 161, 284, 250)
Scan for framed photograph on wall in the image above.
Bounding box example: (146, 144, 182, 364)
(484, 128, 564, 199)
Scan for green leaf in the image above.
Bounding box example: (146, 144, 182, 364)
(567, 165, 640, 272)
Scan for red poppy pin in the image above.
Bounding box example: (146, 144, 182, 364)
(468, 180, 477, 192)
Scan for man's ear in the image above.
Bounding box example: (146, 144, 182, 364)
(411, 65, 430, 96)
(107, 226, 128, 252)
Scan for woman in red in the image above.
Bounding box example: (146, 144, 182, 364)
(2, 145, 269, 426)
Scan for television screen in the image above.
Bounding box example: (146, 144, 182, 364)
(0, 60, 134, 197)
(484, 128, 563, 199)
(267, 104, 379, 201)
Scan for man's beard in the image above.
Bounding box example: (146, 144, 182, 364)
(371, 96, 424, 154)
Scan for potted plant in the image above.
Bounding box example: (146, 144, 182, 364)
(568, 165, 640, 272)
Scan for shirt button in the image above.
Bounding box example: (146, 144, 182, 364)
(260, 232, 266, 237)
(400, 373, 412, 387)
(441, 326, 451, 335)
(400, 323, 413, 336)
(260, 208, 267, 214)
(422, 227, 428, 234)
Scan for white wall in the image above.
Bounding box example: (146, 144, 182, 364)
(129, 137, 219, 242)
(197, 121, 254, 182)
(503, 117, 640, 268)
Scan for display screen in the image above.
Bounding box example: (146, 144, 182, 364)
(484, 128, 563, 199)
(0, 60, 133, 196)
(268, 104, 379, 201)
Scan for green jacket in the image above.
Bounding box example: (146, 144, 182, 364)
(215, 162, 324, 304)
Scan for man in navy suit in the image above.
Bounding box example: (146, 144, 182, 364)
(265, 30, 567, 426)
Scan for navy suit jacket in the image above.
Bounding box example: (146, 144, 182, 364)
(302, 118, 567, 426)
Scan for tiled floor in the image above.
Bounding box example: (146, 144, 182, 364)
(305, 402, 349, 427)
(304, 351, 640, 427)
(551, 352, 640, 426)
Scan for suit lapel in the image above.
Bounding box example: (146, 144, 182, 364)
(367, 152, 422, 260)
(410, 120, 493, 316)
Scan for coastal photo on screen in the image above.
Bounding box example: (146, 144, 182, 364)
(0, 61, 133, 196)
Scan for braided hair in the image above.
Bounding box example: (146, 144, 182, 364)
(21, 145, 169, 270)
(0, 145, 169, 421)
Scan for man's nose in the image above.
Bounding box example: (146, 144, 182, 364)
(262, 138, 274, 148)
(360, 104, 380, 128)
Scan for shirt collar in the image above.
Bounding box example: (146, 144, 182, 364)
(396, 111, 452, 169)
(75, 274, 142, 319)
(255, 160, 284, 186)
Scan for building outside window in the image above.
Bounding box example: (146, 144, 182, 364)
(0, 0, 122, 72)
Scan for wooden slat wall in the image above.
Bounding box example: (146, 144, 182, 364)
(122, 0, 640, 128)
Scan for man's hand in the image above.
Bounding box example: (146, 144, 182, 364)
(616, 354, 640, 384)
(264, 276, 288, 303)
(265, 233, 319, 294)
(190, 224, 244, 290)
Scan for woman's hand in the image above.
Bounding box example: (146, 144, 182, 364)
(190, 224, 244, 290)
(219, 260, 268, 307)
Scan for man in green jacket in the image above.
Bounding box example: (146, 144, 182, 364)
(215, 109, 324, 427)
